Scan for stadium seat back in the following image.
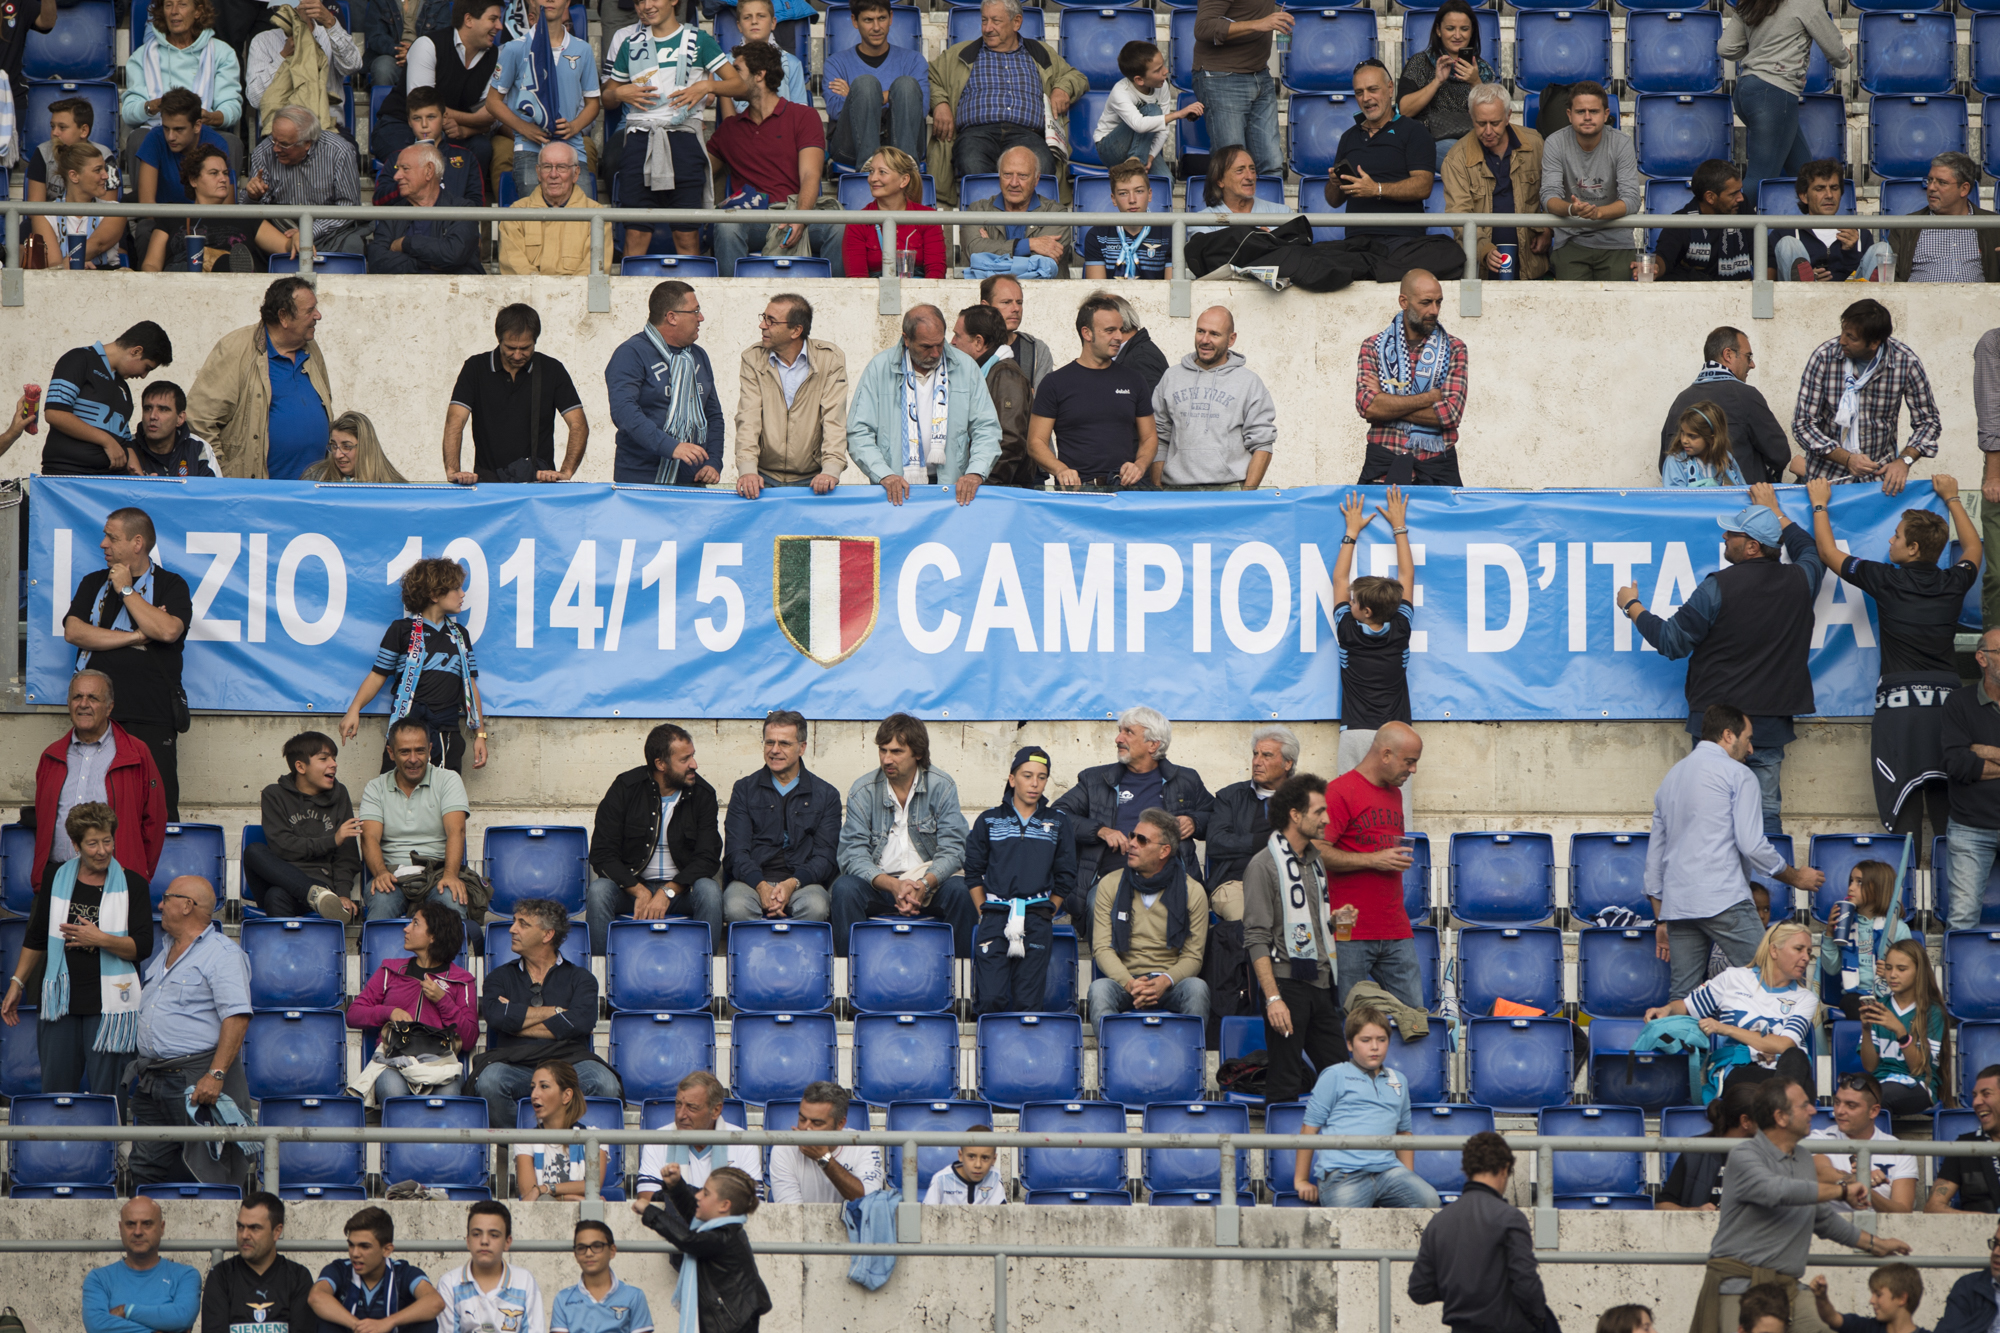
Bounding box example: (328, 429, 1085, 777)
(977, 1013, 1083, 1107)
(837, 172, 937, 210)
(728, 920, 833, 1013)
(1402, 832, 1433, 923)
(8, 1093, 118, 1186)
(483, 825, 589, 917)
(1514, 11, 1612, 94)
(853, 1012, 960, 1105)
(1556, 1192, 1653, 1209)
(1045, 924, 1080, 1012)
(1176, 89, 1210, 159)
(1448, 832, 1556, 926)
(1946, 930, 2000, 1019)
(1141, 1101, 1249, 1193)
(608, 1010, 717, 1103)
(1798, 95, 1848, 163)
(1539, 1104, 1645, 1194)
(1757, 177, 1856, 215)
(0, 823, 35, 916)
(281, 1184, 369, 1201)
(1263, 1099, 1306, 1200)
(1987, 98, 2000, 177)
(1521, 89, 1622, 130)
(486, 918, 589, 973)
(1587, 1016, 1690, 1112)
(241, 918, 347, 1010)
(883, 1098, 996, 1192)
(1, 1006, 40, 1097)
(947, 5, 1043, 42)
(381, 1095, 490, 1187)
(1026, 1188, 1131, 1205)
(1281, 9, 1378, 91)
(1286, 93, 1353, 176)
(1457, 925, 1563, 1015)
(1169, 9, 1197, 85)
(244, 1009, 347, 1100)
(1467, 1016, 1573, 1113)
(606, 919, 712, 1013)
(620, 255, 721, 277)
(23, 1, 115, 81)
(1569, 832, 1650, 922)
(849, 919, 955, 1014)
(733, 256, 834, 280)
(148, 823, 227, 912)
(1976, 15, 2000, 95)
(1832, 1018, 1868, 1079)
(1410, 1103, 1495, 1196)
(1381, 1018, 1449, 1104)
(267, 253, 368, 275)
(1413, 924, 1440, 1010)
(1060, 8, 1159, 91)
(1659, 1103, 1709, 1177)
(1100, 1012, 1206, 1108)
(1753, 834, 1798, 921)
(1936, 1106, 1982, 1140)
(1019, 1099, 1129, 1192)
(1067, 90, 1118, 170)
(257, 1096, 365, 1187)
(0, 920, 25, 998)
(957, 173, 1057, 208)
(1624, 11, 1722, 94)
(1859, 11, 1957, 95)
(1808, 834, 1918, 922)
(1577, 927, 1671, 1018)
(730, 1011, 837, 1105)
(1635, 93, 1733, 178)
(21, 80, 117, 156)
(1869, 95, 1968, 181)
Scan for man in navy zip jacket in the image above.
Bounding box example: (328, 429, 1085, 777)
(722, 710, 840, 925)
(606, 279, 724, 486)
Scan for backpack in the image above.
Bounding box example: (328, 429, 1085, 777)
(1200, 918, 1254, 1049)
(1216, 1051, 1268, 1096)
(1536, 83, 1581, 140)
(1629, 1015, 1711, 1105)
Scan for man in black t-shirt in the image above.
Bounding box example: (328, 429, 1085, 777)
(1025, 293, 1158, 491)
(42, 323, 174, 476)
(444, 302, 588, 484)
(62, 507, 193, 819)
(1927, 1064, 2000, 1213)
(1325, 60, 1464, 279)
(203, 1193, 318, 1332)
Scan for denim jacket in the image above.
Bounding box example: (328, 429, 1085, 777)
(837, 766, 968, 884)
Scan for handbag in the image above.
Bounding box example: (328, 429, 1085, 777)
(381, 1018, 459, 1062)
(404, 855, 493, 913)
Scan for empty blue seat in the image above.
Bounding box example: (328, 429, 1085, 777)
(1586, 1016, 1689, 1112)
(1402, 8, 1499, 64)
(977, 1013, 1083, 1108)
(1936, 1106, 1982, 1141)
(1975, 14, 2000, 95)
(244, 1009, 347, 1100)
(620, 255, 720, 278)
(1142, 1102, 1250, 1194)
(1045, 925, 1080, 1013)
(149, 823, 227, 912)
(853, 1013, 959, 1105)
(837, 172, 937, 210)
(8, 1092, 118, 1187)
(1286, 92, 1353, 177)
(1382, 1020, 1450, 1104)
(1066, 90, 1118, 170)
(280, 1184, 369, 1202)
(728, 920, 833, 1014)
(1568, 832, 1650, 923)
(1879, 177, 1932, 215)
(21, 80, 116, 155)
(1027, 1188, 1131, 1205)
(1757, 176, 1857, 215)
(256, 1096, 365, 1188)
(1413, 925, 1440, 1010)
(484, 918, 588, 973)
(1624, 11, 1722, 94)
(1557, 1192, 1653, 1210)
(238, 825, 272, 917)
(1, 1006, 39, 1097)
(1150, 1188, 1256, 1206)
(958, 172, 1057, 208)
(1019, 1099, 1127, 1192)
(1860, 11, 1955, 93)
(946, 4, 1043, 43)
(1938, 833, 2000, 925)
(1870, 95, 1968, 181)
(607, 1011, 716, 1103)
(733, 256, 833, 280)
(1798, 95, 1849, 164)
(1, 823, 36, 916)
(1514, 11, 1612, 95)
(266, 253, 368, 275)
(884, 1098, 995, 1193)
(1403, 832, 1433, 923)
(605, 920, 711, 1014)
(1168, 9, 1197, 85)
(1753, 834, 1799, 921)
(1467, 1016, 1573, 1114)
(1809, 834, 1919, 922)
(382, 1095, 490, 1188)
(1539, 1104, 1645, 1195)
(825, 2, 921, 55)
(1449, 832, 1557, 926)
(23, 1, 114, 81)
(1946, 930, 2000, 1019)
(1264, 1099, 1307, 1202)
(1410, 1103, 1495, 1198)
(1635, 93, 1732, 178)
(1578, 927, 1671, 1019)
(1099, 1012, 1205, 1108)
(1988, 98, 2000, 177)
(240, 918, 346, 1010)
(11, 1184, 116, 1199)
(1073, 173, 1173, 215)
(1660, 1103, 1709, 1177)
(483, 825, 588, 918)
(1280, 9, 1378, 91)
(731, 1012, 836, 1106)
(1061, 9, 1158, 90)
(849, 919, 953, 1015)
(1176, 88, 1209, 160)
(1458, 926, 1563, 1016)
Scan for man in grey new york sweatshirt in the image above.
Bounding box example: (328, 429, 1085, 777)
(1150, 306, 1277, 490)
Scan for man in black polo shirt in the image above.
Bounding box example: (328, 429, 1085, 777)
(1324, 60, 1460, 280)
(1927, 1064, 2000, 1213)
(444, 303, 588, 483)
(41, 323, 174, 476)
(1025, 293, 1158, 491)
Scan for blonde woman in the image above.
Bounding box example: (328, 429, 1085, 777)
(304, 412, 408, 483)
(1646, 919, 1817, 1097)
(841, 147, 944, 278)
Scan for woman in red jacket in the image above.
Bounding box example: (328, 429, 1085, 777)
(349, 901, 478, 1099)
(842, 146, 946, 279)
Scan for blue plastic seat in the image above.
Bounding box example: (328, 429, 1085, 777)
(266, 253, 368, 275)
(1099, 1012, 1205, 1108)
(958, 173, 1057, 208)
(1410, 1103, 1495, 1197)
(382, 1095, 491, 1188)
(1538, 1104, 1645, 1195)
(11, 1184, 116, 1199)
(1279, 9, 1378, 91)
(1568, 832, 1649, 923)
(1809, 834, 1919, 922)
(1027, 1188, 1131, 1205)
(1073, 173, 1173, 216)
(1988, 98, 2000, 177)
(1286, 92, 1353, 177)
(732, 255, 834, 280)
(1936, 1106, 1982, 1141)
(1045, 925, 1080, 1013)
(1832, 1018, 1868, 1079)
(731, 1011, 836, 1106)
(23, 1, 114, 81)
(1467, 1016, 1573, 1114)
(256, 1096, 365, 1188)
(238, 825, 272, 917)
(1, 1006, 39, 1097)
(1219, 1015, 1269, 1105)
(1577, 927, 1671, 1019)
(1150, 1188, 1256, 1206)
(8, 1093, 118, 1187)
(607, 1011, 716, 1104)
(825, 2, 921, 55)
(884, 1098, 995, 1193)
(1660, 1103, 1709, 1177)
(1, 823, 36, 916)
(1522, 89, 1622, 129)
(1586, 1016, 1688, 1112)
(1019, 1099, 1127, 1192)
(1060, 8, 1158, 91)
(21, 80, 116, 156)
(620, 254, 720, 278)
(1066, 90, 1118, 171)
(1879, 177, 1931, 215)
(483, 825, 588, 918)
(149, 823, 227, 912)
(1624, 11, 1722, 94)
(1946, 930, 2000, 1019)
(244, 1009, 347, 1100)
(1870, 95, 1968, 181)
(1382, 1019, 1450, 1104)
(1458, 926, 1563, 1016)
(1937, 833, 2000, 925)
(1757, 177, 1857, 215)
(240, 918, 346, 1010)
(946, 5, 1042, 43)
(281, 1184, 370, 1201)
(1449, 832, 1557, 926)
(728, 920, 833, 1014)
(1860, 11, 1955, 93)
(1402, 832, 1433, 923)
(1402, 8, 1499, 64)
(1168, 9, 1197, 86)
(605, 920, 712, 1014)
(1557, 1192, 1653, 1209)
(1976, 15, 2000, 95)
(1514, 11, 1612, 94)
(1264, 1099, 1307, 1203)
(484, 918, 588, 973)
(977, 1013, 1083, 1108)
(1797, 95, 1849, 165)
(1412, 925, 1440, 1010)
(1752, 834, 1799, 921)
(837, 172, 937, 210)
(853, 1013, 959, 1105)
(0, 919, 25, 998)
(1142, 1101, 1249, 1194)
(1636, 94, 1733, 178)
(849, 919, 954, 1015)
(361, 918, 415, 981)
(1176, 88, 1210, 161)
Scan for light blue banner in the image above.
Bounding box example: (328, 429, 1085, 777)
(25, 478, 1942, 722)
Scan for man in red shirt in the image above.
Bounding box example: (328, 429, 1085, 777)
(706, 42, 841, 277)
(1320, 720, 1422, 1011)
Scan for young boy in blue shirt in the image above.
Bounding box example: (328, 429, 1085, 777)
(1292, 1007, 1441, 1208)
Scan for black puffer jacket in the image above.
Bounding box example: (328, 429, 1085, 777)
(588, 766, 723, 889)
(643, 1180, 772, 1333)
(1204, 780, 1274, 891)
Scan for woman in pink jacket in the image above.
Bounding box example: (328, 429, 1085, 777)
(348, 901, 478, 1098)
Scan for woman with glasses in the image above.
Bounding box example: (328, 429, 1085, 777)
(305, 412, 408, 484)
(348, 900, 476, 1101)
(1646, 920, 1818, 1098)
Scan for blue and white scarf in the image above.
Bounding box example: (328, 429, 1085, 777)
(139, 38, 219, 125)
(74, 565, 154, 672)
(1111, 226, 1152, 279)
(1836, 345, 1885, 457)
(387, 616, 479, 734)
(44, 856, 139, 1052)
(671, 1214, 747, 1333)
(644, 323, 707, 485)
(901, 351, 949, 474)
(1373, 314, 1449, 455)
(1693, 360, 1738, 386)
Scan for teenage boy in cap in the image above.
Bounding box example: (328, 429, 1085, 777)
(1617, 483, 1827, 838)
(963, 747, 1077, 1017)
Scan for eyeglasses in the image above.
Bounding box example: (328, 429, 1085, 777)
(161, 893, 199, 908)
(537, 162, 578, 174)
(669, 306, 705, 321)
(1989, 1237, 2000, 1252)
(573, 1242, 610, 1255)
(1129, 833, 1159, 847)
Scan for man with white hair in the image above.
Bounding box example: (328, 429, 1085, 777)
(365, 143, 481, 274)
(926, 0, 1088, 197)
(1054, 704, 1213, 946)
(241, 104, 363, 254)
(1440, 82, 1551, 280)
(1202, 725, 1299, 922)
(847, 304, 1001, 507)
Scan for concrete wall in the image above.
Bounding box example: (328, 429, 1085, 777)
(0, 1198, 1990, 1333)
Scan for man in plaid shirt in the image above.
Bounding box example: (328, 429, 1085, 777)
(1355, 270, 1468, 486)
(1792, 298, 1941, 496)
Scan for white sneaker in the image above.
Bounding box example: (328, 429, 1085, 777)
(308, 886, 347, 921)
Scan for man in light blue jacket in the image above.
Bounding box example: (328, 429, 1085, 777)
(830, 712, 977, 959)
(848, 304, 1001, 506)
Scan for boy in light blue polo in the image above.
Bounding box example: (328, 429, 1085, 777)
(551, 1220, 655, 1333)
(1292, 1006, 1442, 1208)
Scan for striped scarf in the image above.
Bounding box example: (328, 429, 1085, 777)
(1111, 226, 1152, 279)
(1693, 360, 1738, 385)
(45, 856, 140, 1052)
(1374, 314, 1448, 455)
(644, 324, 707, 484)
(388, 616, 479, 732)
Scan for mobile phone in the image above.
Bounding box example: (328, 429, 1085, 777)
(1334, 158, 1358, 181)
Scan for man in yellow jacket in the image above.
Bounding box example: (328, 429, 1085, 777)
(1441, 82, 1552, 280)
(186, 275, 336, 479)
(733, 293, 848, 499)
(497, 140, 612, 275)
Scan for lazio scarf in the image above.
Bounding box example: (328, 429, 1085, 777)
(44, 857, 140, 1053)
(1374, 314, 1449, 455)
(644, 324, 708, 484)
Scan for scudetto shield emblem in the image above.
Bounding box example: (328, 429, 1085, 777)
(774, 536, 880, 667)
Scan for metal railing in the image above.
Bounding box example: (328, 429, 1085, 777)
(7, 199, 1996, 319)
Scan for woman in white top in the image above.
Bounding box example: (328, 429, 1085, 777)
(1718, 0, 1850, 195)
(1191, 143, 1291, 235)
(515, 1060, 612, 1202)
(31, 142, 126, 270)
(1646, 920, 1818, 1098)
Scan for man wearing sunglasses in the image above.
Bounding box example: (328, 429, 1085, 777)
(1807, 1073, 1918, 1214)
(1087, 807, 1211, 1050)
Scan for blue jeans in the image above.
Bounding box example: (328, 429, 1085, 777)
(829, 872, 978, 958)
(826, 74, 928, 167)
(365, 878, 471, 922)
(36, 1012, 129, 1099)
(1734, 73, 1812, 198)
(1191, 70, 1282, 178)
(1665, 897, 1766, 1001)
(1742, 741, 1786, 840)
(1433, 136, 1459, 170)
(1946, 820, 2000, 930)
(1333, 936, 1425, 1012)
(1773, 236, 1893, 281)
(1087, 975, 1211, 1050)
(369, 54, 399, 87)
(1094, 121, 1159, 169)
(374, 1068, 463, 1100)
(474, 1055, 622, 1129)
(713, 219, 843, 277)
(585, 875, 724, 956)
(1314, 1162, 1442, 1209)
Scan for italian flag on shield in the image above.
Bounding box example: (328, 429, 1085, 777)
(773, 536, 881, 667)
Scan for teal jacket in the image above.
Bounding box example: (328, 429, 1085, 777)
(847, 344, 1001, 486)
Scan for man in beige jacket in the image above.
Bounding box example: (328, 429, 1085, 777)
(496, 140, 611, 276)
(733, 294, 849, 499)
(1441, 82, 1551, 281)
(186, 274, 335, 478)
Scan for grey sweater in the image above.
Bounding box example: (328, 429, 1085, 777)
(1539, 127, 1644, 251)
(1242, 840, 1332, 988)
(1152, 350, 1278, 487)
(1710, 1130, 1863, 1276)
(1719, 0, 1849, 98)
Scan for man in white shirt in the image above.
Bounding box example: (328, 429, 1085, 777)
(434, 1201, 547, 1333)
(767, 1081, 884, 1204)
(1808, 1073, 1919, 1214)
(244, 0, 364, 134)
(635, 1071, 760, 1199)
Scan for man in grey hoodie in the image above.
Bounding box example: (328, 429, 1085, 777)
(1151, 306, 1276, 490)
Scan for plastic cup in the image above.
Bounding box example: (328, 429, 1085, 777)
(1333, 905, 1358, 943)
